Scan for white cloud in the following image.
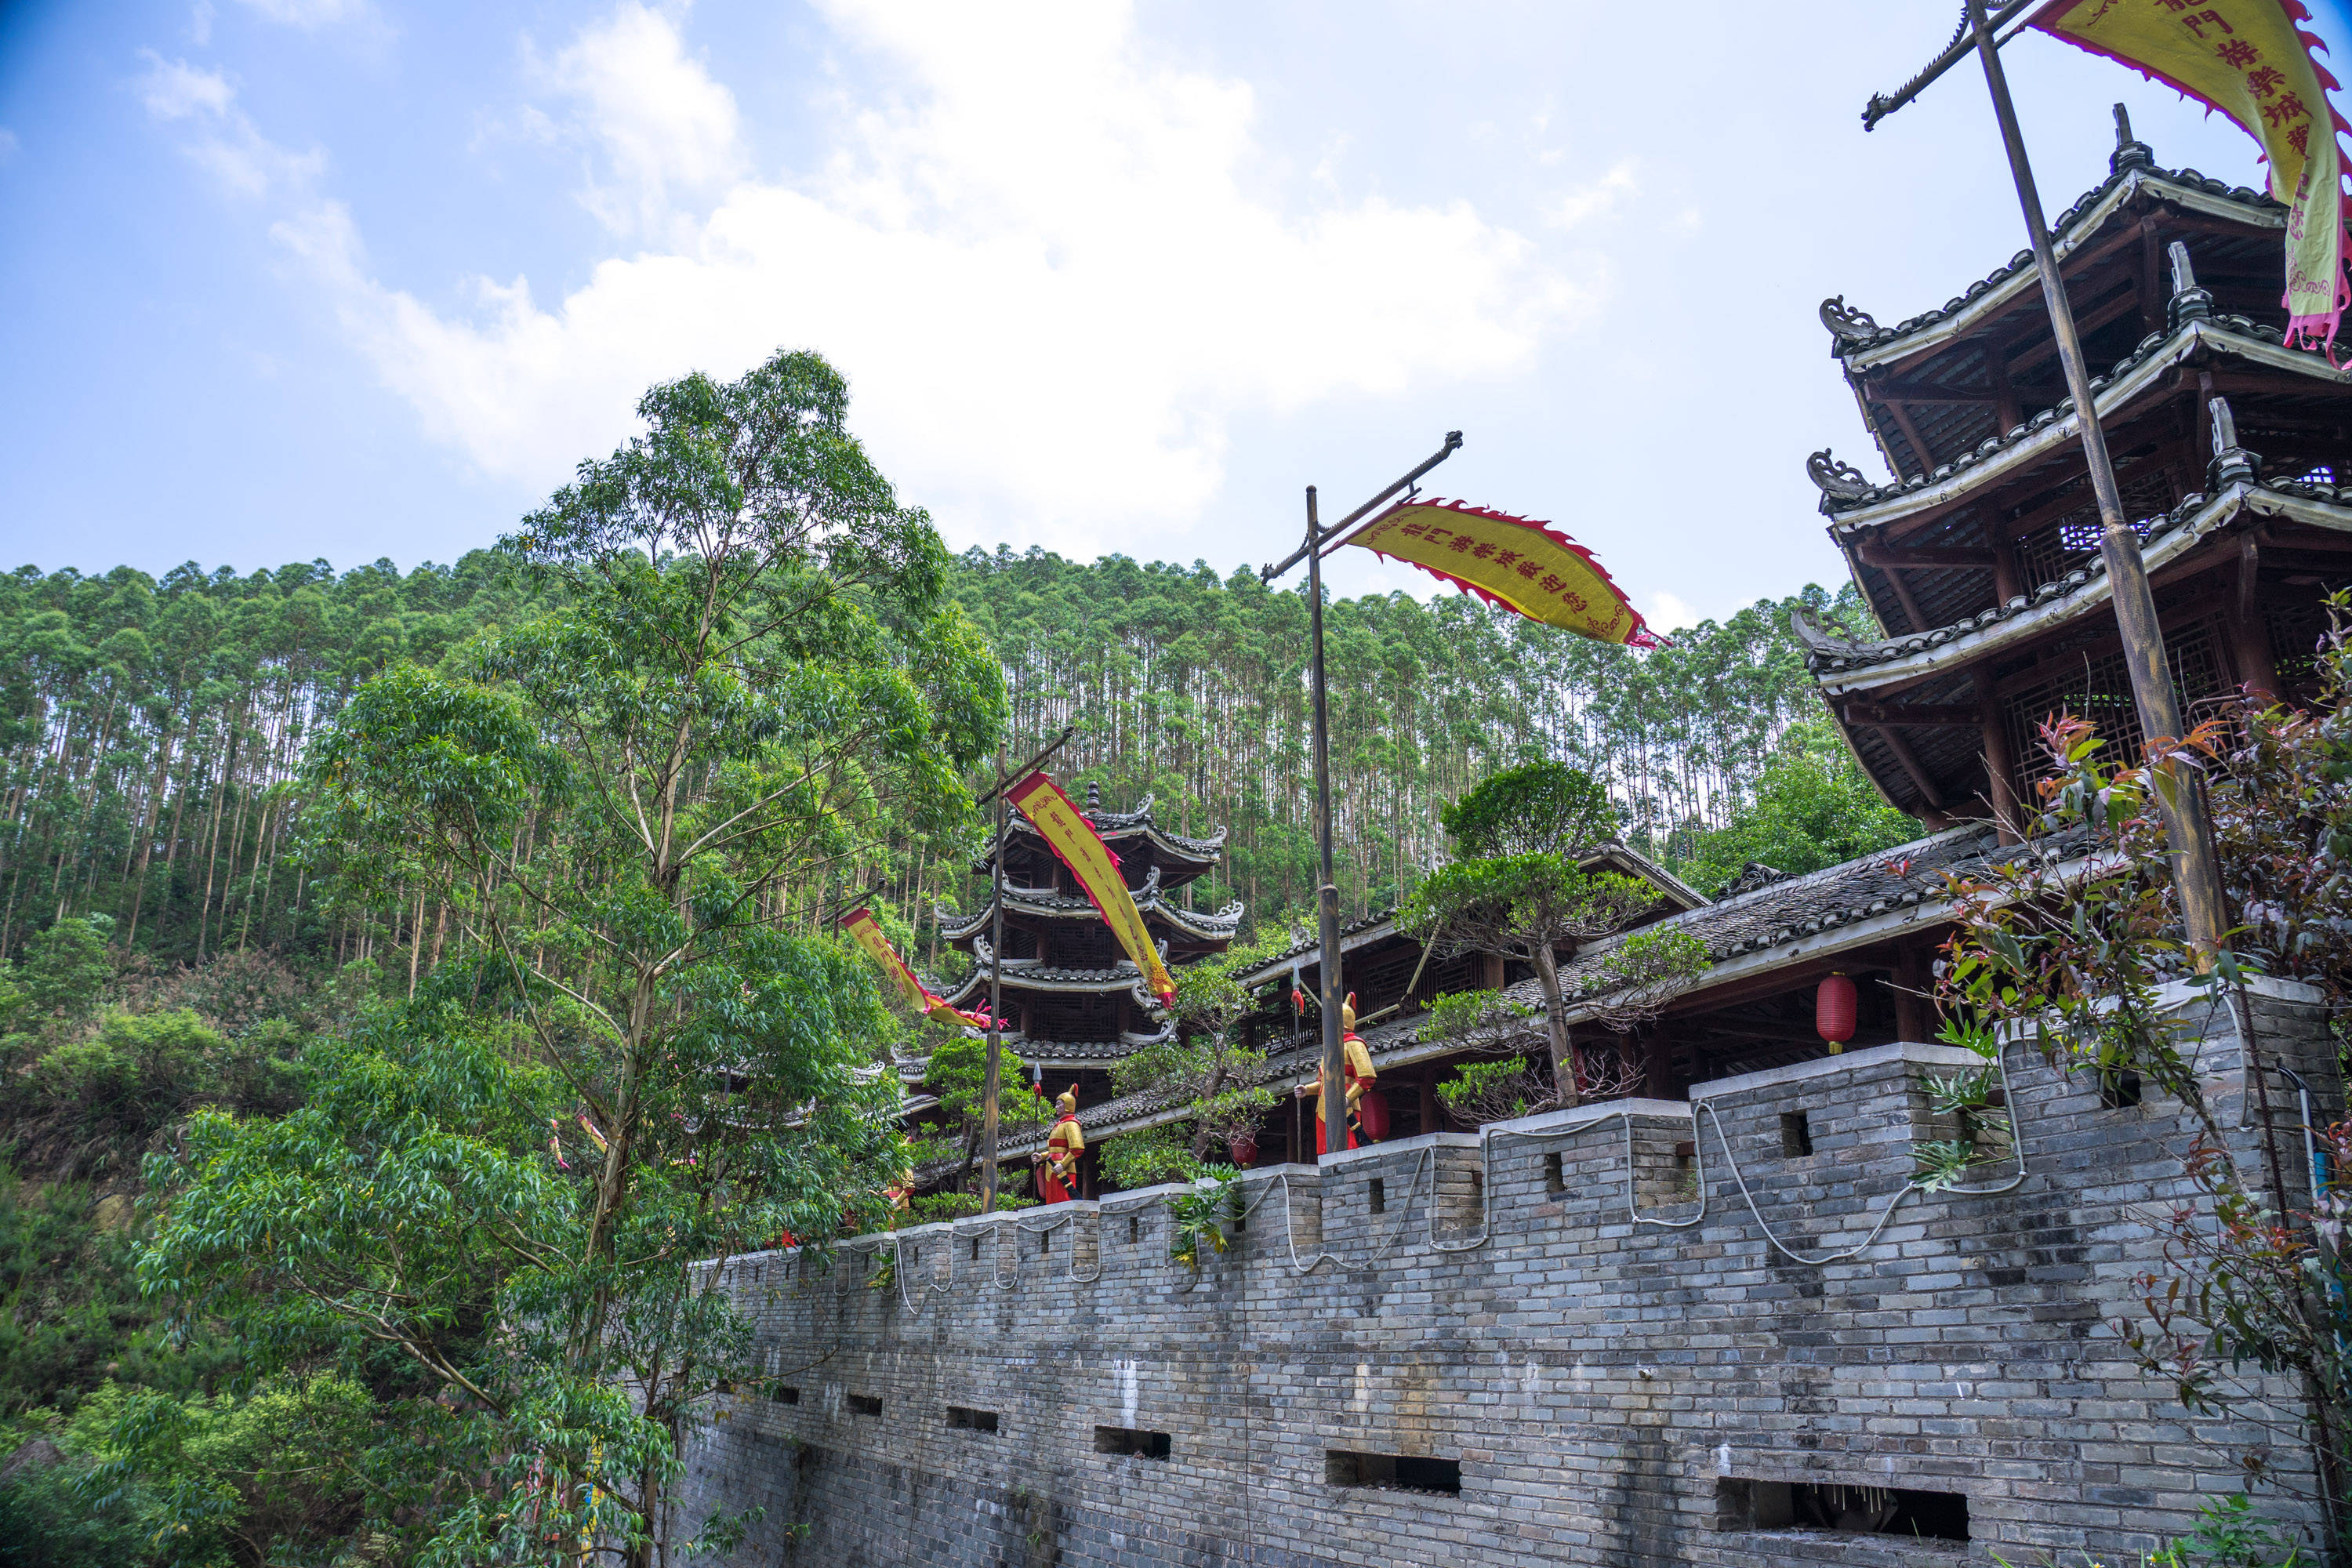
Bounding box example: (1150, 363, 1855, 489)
(136, 54, 324, 198)
(1550, 159, 1639, 229)
(530, 2, 744, 240)
(138, 56, 237, 120)
(189, 2, 215, 46)
(215, 1, 1599, 552)
(0, 129, 18, 163)
(1642, 591, 1701, 633)
(232, 0, 375, 28)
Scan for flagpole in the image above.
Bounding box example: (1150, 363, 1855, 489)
(1956, 1, 2296, 1218)
(1302, 485, 1348, 1160)
(1261, 434, 1461, 1163)
(982, 742, 1007, 1214)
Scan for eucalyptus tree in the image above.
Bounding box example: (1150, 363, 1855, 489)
(138, 349, 1005, 1566)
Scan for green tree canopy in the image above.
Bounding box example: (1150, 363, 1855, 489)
(1682, 720, 1918, 895)
(136, 348, 1005, 1567)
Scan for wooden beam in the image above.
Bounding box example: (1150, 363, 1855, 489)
(1992, 541, 2024, 605)
(2232, 533, 2281, 702)
(1878, 565, 1931, 634)
(1864, 377, 2066, 407)
(1643, 1021, 1676, 1102)
(1856, 544, 1998, 570)
(1866, 723, 1947, 811)
(1843, 700, 1983, 728)
(1989, 353, 2022, 435)
(1892, 946, 1935, 1044)
(1976, 670, 2021, 846)
(1883, 400, 1936, 478)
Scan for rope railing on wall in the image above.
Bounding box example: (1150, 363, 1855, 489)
(739, 1040, 2039, 1315)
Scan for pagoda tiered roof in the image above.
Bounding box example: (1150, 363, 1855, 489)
(1790, 116, 2352, 826)
(976, 791, 1228, 886)
(1823, 153, 2281, 372)
(935, 862, 1243, 946)
(1798, 459, 2352, 688)
(936, 936, 1171, 1010)
(1815, 314, 2340, 528)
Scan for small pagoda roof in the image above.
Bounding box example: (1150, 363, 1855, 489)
(1813, 315, 2345, 530)
(1797, 465, 2352, 694)
(935, 864, 1244, 945)
(898, 1018, 1174, 1080)
(1821, 157, 2281, 373)
(975, 791, 1229, 878)
(935, 938, 1167, 1011)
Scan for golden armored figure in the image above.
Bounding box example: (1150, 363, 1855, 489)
(1294, 993, 1377, 1153)
(1035, 1084, 1085, 1202)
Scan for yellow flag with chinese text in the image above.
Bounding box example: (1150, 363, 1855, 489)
(1005, 771, 1177, 1004)
(840, 908, 979, 1025)
(1341, 500, 1664, 648)
(2032, 0, 2349, 350)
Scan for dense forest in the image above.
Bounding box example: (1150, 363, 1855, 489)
(0, 344, 1926, 1566)
(0, 548, 1878, 978)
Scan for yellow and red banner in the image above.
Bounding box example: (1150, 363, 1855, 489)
(1341, 499, 1664, 648)
(1004, 771, 1178, 1004)
(2032, 0, 2350, 351)
(840, 907, 980, 1026)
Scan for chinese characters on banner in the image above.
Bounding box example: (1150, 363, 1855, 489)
(840, 907, 982, 1026)
(1341, 499, 1665, 648)
(2031, 0, 2350, 351)
(1004, 771, 1179, 1005)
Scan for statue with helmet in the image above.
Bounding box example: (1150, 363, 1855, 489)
(1034, 1083, 1086, 1202)
(1294, 993, 1380, 1154)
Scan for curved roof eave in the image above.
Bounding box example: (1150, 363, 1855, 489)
(1832, 166, 2281, 374)
(1822, 320, 2345, 532)
(1809, 481, 2352, 695)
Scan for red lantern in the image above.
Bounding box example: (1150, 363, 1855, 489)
(1816, 972, 1857, 1055)
(1228, 1134, 1258, 1168)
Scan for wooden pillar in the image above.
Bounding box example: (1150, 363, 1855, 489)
(1990, 353, 2022, 435)
(1991, 544, 2023, 608)
(1976, 670, 2020, 845)
(1418, 1067, 1439, 1136)
(1643, 1022, 1677, 1102)
(1481, 953, 1506, 991)
(1893, 946, 1933, 1044)
(2231, 534, 2281, 703)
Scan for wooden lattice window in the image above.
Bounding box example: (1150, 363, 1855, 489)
(2012, 466, 2173, 593)
(1999, 615, 2230, 797)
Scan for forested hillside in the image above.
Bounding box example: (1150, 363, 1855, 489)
(0, 547, 1878, 975)
(0, 365, 1915, 1563)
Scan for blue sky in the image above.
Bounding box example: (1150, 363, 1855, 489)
(0, 2, 2316, 626)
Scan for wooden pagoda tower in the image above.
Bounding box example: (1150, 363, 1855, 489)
(934, 783, 1243, 1116)
(1794, 114, 2352, 831)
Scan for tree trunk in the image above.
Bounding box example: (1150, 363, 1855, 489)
(1531, 942, 1579, 1109)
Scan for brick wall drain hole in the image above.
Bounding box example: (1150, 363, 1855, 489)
(1722, 1479, 1967, 1541)
(946, 1406, 1000, 1434)
(1327, 1450, 1461, 1495)
(847, 1394, 882, 1417)
(1094, 1425, 1171, 1460)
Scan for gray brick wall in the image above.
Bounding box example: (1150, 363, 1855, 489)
(677, 979, 2339, 1566)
